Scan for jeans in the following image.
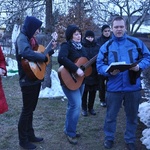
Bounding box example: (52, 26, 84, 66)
(104, 91, 141, 143)
(62, 84, 85, 137)
(18, 83, 41, 143)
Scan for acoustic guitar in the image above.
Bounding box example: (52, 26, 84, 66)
(21, 32, 58, 80)
(58, 54, 98, 90)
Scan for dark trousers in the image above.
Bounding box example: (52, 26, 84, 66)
(99, 75, 107, 102)
(82, 89, 96, 111)
(18, 83, 41, 143)
(104, 91, 141, 143)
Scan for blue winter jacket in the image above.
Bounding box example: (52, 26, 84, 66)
(96, 33, 150, 92)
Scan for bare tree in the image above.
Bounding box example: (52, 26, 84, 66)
(0, 0, 56, 89)
(55, 0, 99, 43)
(90, 0, 150, 35)
(1, 0, 150, 35)
(41, 0, 54, 89)
(0, 0, 45, 32)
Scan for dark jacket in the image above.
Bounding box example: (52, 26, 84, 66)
(82, 38, 100, 85)
(58, 41, 88, 73)
(96, 34, 111, 47)
(15, 16, 48, 87)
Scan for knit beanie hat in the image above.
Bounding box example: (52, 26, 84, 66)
(85, 30, 95, 37)
(65, 24, 81, 41)
(101, 25, 110, 32)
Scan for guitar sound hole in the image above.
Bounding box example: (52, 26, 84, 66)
(80, 65, 85, 71)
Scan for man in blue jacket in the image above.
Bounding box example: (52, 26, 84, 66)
(96, 16, 150, 150)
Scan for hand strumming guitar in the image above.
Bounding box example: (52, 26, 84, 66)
(76, 68, 84, 77)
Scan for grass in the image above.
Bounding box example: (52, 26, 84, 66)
(0, 57, 148, 150)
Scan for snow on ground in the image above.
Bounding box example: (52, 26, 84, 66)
(5, 57, 65, 99)
(39, 69, 65, 99)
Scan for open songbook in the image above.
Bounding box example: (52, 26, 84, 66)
(105, 61, 137, 73)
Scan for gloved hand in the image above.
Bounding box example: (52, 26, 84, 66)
(76, 68, 84, 77)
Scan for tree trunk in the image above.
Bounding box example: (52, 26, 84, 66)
(45, 0, 53, 34)
(41, 59, 52, 89)
(41, 0, 53, 89)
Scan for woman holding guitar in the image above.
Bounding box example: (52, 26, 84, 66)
(58, 25, 89, 145)
(15, 16, 57, 150)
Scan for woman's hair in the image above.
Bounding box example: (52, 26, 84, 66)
(65, 24, 81, 41)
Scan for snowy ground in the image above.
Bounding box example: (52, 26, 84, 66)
(5, 57, 65, 99)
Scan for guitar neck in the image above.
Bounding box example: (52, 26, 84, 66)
(83, 54, 98, 69)
(43, 32, 58, 55)
(43, 39, 54, 55)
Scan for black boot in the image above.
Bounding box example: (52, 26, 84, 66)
(18, 113, 29, 143)
(89, 109, 96, 115)
(27, 116, 44, 143)
(19, 141, 36, 150)
(29, 137, 44, 143)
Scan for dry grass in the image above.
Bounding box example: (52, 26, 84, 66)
(0, 71, 147, 150)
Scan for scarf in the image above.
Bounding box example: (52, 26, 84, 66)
(71, 40, 82, 50)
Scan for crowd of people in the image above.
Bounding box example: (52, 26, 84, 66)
(1, 15, 150, 150)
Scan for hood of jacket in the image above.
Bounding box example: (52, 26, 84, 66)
(22, 16, 42, 40)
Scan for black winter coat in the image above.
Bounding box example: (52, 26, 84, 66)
(82, 38, 100, 86)
(96, 34, 111, 47)
(58, 41, 88, 73)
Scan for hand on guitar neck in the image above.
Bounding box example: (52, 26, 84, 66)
(44, 32, 58, 55)
(50, 32, 58, 50)
(51, 40, 57, 50)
